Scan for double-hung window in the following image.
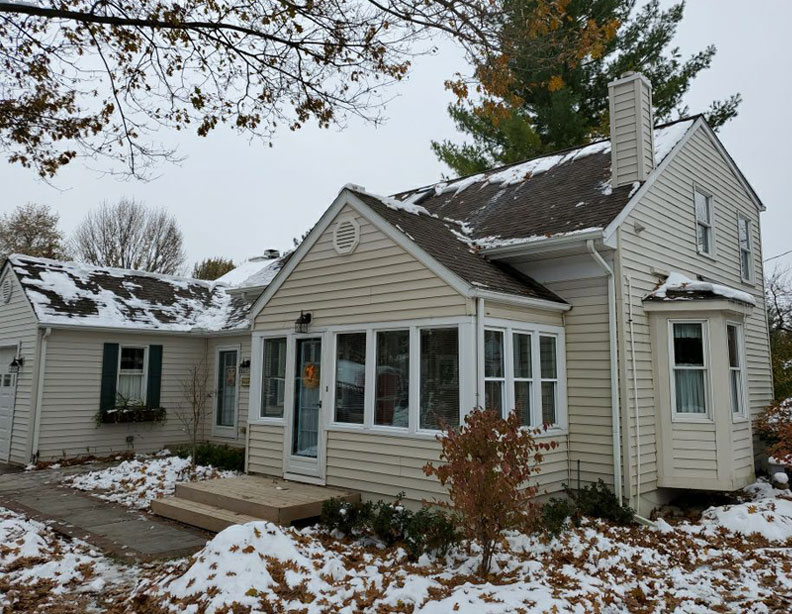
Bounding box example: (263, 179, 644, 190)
(512, 332, 532, 427)
(695, 190, 714, 256)
(539, 336, 558, 425)
(671, 322, 709, 417)
(484, 329, 505, 414)
(738, 216, 753, 282)
(118, 346, 146, 405)
(261, 337, 287, 418)
(727, 323, 746, 418)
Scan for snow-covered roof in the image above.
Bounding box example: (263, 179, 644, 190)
(216, 256, 286, 289)
(644, 272, 756, 306)
(6, 255, 252, 333)
(379, 118, 696, 250)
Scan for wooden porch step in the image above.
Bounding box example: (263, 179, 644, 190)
(151, 497, 261, 533)
(173, 475, 359, 526)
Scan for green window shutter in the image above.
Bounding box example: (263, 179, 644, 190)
(100, 343, 119, 412)
(146, 345, 163, 409)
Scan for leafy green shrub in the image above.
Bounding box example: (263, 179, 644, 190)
(319, 498, 373, 537)
(320, 495, 458, 560)
(539, 480, 635, 536)
(172, 442, 245, 472)
(570, 479, 634, 524)
(539, 497, 578, 536)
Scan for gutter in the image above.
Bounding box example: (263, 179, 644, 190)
(472, 289, 571, 313)
(476, 297, 485, 407)
(30, 326, 51, 463)
(481, 229, 605, 258)
(586, 240, 623, 504)
(37, 322, 251, 337)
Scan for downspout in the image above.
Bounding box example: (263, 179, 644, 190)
(627, 275, 641, 516)
(30, 326, 51, 463)
(476, 297, 485, 407)
(586, 240, 623, 504)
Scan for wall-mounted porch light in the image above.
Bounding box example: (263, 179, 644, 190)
(294, 311, 312, 333)
(9, 356, 24, 373)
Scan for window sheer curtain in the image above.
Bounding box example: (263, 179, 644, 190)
(673, 323, 706, 414)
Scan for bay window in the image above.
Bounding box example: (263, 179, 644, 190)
(419, 328, 459, 430)
(727, 323, 746, 418)
(484, 329, 505, 413)
(375, 330, 410, 428)
(117, 346, 146, 405)
(335, 333, 366, 424)
(671, 322, 709, 416)
(261, 337, 287, 418)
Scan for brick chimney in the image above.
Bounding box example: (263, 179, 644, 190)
(608, 72, 655, 188)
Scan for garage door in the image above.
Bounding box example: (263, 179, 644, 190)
(0, 347, 16, 461)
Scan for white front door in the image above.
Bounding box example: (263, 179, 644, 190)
(0, 347, 17, 462)
(284, 336, 325, 481)
(213, 348, 239, 438)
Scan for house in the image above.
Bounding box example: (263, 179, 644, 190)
(241, 72, 771, 515)
(0, 72, 772, 518)
(0, 252, 284, 464)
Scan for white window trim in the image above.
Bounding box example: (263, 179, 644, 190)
(668, 319, 712, 423)
(117, 345, 148, 406)
(694, 186, 716, 259)
(212, 344, 241, 438)
(481, 318, 568, 434)
(727, 321, 749, 422)
(250, 330, 292, 425)
(737, 215, 754, 284)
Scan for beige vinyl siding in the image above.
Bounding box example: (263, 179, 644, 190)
(670, 423, 717, 480)
(543, 276, 614, 487)
(206, 335, 251, 445)
(619, 125, 771, 494)
(246, 424, 283, 476)
(254, 205, 471, 330)
(325, 430, 568, 504)
(484, 301, 563, 327)
(0, 269, 39, 464)
(36, 329, 206, 459)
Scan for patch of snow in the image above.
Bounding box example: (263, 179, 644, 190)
(63, 453, 238, 510)
(775, 472, 789, 485)
(646, 271, 756, 305)
(654, 119, 694, 163)
(216, 257, 279, 288)
(628, 181, 641, 198)
(477, 227, 603, 250)
(700, 496, 792, 542)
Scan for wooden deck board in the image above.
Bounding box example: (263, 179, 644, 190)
(155, 475, 360, 530)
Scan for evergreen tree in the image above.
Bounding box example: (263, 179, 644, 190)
(193, 257, 236, 281)
(0, 203, 66, 260)
(432, 0, 741, 176)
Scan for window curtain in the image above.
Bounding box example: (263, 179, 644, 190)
(674, 370, 706, 413)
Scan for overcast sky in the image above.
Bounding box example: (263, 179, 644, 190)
(1, 0, 790, 272)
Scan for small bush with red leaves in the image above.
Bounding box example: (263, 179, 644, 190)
(755, 398, 792, 464)
(424, 407, 557, 576)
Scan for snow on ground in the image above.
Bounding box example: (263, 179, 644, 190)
(0, 506, 135, 612)
(63, 452, 238, 510)
(117, 479, 792, 613)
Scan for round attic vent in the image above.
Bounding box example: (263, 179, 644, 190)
(332, 216, 360, 255)
(0, 278, 12, 305)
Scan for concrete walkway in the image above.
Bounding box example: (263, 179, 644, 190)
(0, 463, 210, 561)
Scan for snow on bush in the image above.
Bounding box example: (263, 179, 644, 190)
(63, 453, 237, 509)
(0, 506, 129, 611)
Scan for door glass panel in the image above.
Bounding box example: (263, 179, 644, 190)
(293, 338, 321, 457)
(216, 350, 237, 427)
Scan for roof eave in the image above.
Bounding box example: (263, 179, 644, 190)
(36, 321, 251, 336)
(480, 229, 606, 258)
(474, 289, 571, 312)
